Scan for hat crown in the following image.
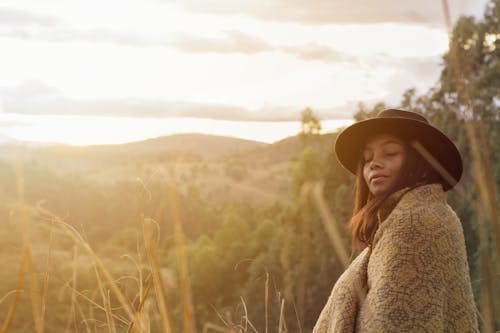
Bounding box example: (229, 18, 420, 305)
(377, 109, 429, 124)
(334, 108, 463, 191)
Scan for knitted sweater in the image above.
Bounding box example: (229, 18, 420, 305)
(312, 184, 478, 332)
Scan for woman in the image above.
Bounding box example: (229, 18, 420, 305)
(313, 109, 478, 332)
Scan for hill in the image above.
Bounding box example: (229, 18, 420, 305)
(0, 133, 267, 171)
(232, 133, 337, 166)
(101, 133, 268, 158)
(0, 132, 337, 206)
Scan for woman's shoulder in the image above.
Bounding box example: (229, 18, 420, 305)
(398, 183, 446, 209)
(364, 185, 478, 333)
(393, 184, 457, 218)
(377, 184, 463, 243)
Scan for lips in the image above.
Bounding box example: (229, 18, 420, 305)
(370, 174, 387, 183)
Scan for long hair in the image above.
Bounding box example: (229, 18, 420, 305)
(349, 139, 442, 258)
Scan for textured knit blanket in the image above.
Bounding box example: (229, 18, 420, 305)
(313, 184, 478, 332)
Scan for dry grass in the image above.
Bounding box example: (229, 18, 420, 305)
(142, 217, 173, 333)
(1, 160, 297, 333)
(0, 162, 175, 332)
(0, 250, 28, 333)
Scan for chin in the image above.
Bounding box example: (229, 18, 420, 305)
(370, 186, 391, 197)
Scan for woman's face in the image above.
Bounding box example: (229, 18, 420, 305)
(362, 134, 407, 197)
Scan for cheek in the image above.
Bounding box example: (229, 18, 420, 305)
(362, 164, 370, 183)
(393, 157, 406, 175)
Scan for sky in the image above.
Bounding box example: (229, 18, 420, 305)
(0, 0, 490, 145)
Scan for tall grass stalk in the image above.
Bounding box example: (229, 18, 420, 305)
(277, 298, 285, 333)
(476, 202, 495, 333)
(466, 121, 500, 260)
(167, 186, 197, 333)
(0, 249, 28, 333)
(311, 181, 349, 269)
(121, 253, 151, 332)
(442, 0, 500, 328)
(0, 291, 24, 307)
(297, 183, 312, 326)
(37, 207, 135, 322)
(239, 296, 258, 333)
(142, 217, 173, 333)
(410, 141, 464, 195)
(75, 301, 93, 333)
(25, 232, 42, 333)
(122, 254, 144, 305)
(62, 279, 129, 326)
(202, 322, 235, 333)
(127, 277, 153, 333)
(93, 263, 117, 333)
(265, 272, 269, 333)
(16, 161, 44, 333)
(64, 246, 78, 333)
(40, 227, 53, 332)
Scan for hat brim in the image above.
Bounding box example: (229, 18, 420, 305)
(334, 117, 463, 191)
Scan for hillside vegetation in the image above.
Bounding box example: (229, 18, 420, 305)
(0, 133, 300, 207)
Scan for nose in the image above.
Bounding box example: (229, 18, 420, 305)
(368, 156, 383, 169)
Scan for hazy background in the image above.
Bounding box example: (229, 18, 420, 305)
(0, 1, 498, 332)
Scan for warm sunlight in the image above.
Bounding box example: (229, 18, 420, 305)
(0, 113, 353, 145)
(0, 0, 484, 145)
(0, 1, 497, 332)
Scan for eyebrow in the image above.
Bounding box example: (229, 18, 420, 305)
(364, 139, 403, 151)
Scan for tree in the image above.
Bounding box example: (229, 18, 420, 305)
(353, 101, 386, 121)
(300, 107, 322, 135)
(394, 1, 500, 329)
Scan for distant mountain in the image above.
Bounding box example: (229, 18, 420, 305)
(1, 133, 265, 156)
(0, 133, 268, 171)
(118, 133, 267, 158)
(0, 132, 340, 206)
(232, 133, 337, 166)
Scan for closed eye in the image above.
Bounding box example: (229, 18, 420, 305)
(363, 154, 372, 163)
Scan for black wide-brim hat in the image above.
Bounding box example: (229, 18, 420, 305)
(334, 108, 463, 191)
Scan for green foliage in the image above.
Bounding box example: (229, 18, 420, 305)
(353, 101, 387, 121)
(292, 147, 323, 195)
(300, 107, 322, 135)
(223, 159, 248, 181)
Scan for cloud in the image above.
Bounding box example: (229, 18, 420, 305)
(0, 1, 488, 50)
(0, 7, 58, 26)
(280, 44, 359, 64)
(172, 31, 359, 64)
(0, 83, 249, 119)
(0, 24, 162, 47)
(178, 102, 359, 121)
(0, 81, 60, 98)
(2, 97, 355, 121)
(0, 6, 429, 66)
(0, 15, 272, 54)
(0, 81, 356, 121)
(350, 55, 443, 105)
(0, 96, 283, 120)
(386, 56, 442, 101)
(172, 31, 273, 54)
(0, 6, 165, 47)
(179, 0, 487, 26)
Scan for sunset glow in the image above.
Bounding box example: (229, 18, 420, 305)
(0, 113, 353, 145)
(0, 0, 489, 145)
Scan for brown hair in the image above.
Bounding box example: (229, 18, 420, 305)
(349, 138, 442, 258)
